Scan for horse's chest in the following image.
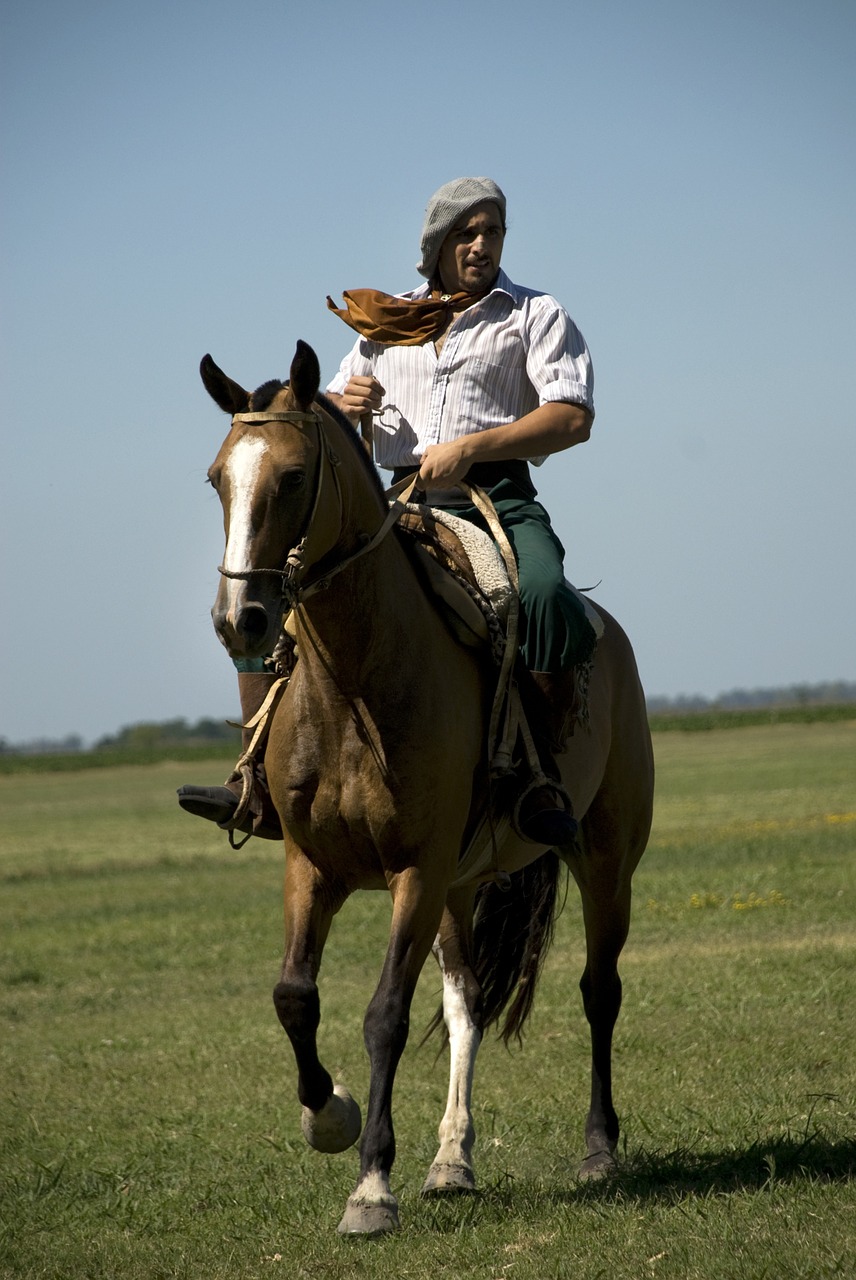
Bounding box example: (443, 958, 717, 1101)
(271, 714, 394, 840)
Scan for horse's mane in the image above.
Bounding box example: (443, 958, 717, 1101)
(246, 377, 388, 506)
(315, 391, 389, 504)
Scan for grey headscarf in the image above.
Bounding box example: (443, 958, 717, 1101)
(416, 177, 507, 279)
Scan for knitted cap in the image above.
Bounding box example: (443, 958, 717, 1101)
(416, 177, 507, 279)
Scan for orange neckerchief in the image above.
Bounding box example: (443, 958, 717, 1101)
(326, 284, 490, 346)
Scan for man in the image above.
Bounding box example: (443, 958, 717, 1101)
(325, 176, 596, 847)
(179, 177, 595, 847)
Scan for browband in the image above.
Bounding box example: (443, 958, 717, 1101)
(232, 411, 321, 425)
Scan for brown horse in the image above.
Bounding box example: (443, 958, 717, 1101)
(200, 341, 654, 1235)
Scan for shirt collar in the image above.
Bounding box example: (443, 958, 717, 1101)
(409, 267, 519, 306)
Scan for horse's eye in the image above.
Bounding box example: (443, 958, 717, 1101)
(278, 470, 306, 495)
(207, 468, 222, 492)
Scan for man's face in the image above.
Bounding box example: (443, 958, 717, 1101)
(436, 201, 505, 295)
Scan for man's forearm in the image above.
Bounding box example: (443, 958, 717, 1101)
(417, 401, 591, 487)
(463, 401, 592, 461)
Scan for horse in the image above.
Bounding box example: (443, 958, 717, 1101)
(199, 340, 654, 1235)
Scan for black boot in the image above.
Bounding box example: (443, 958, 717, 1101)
(516, 777, 578, 848)
(177, 672, 284, 841)
(514, 669, 580, 849)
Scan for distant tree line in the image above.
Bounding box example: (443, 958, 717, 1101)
(3, 682, 855, 756)
(646, 680, 856, 714)
(94, 717, 240, 751)
(0, 733, 87, 756)
(0, 717, 240, 757)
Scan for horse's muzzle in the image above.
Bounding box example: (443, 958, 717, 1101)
(212, 596, 278, 659)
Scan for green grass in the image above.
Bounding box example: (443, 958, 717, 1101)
(1, 722, 854, 1278)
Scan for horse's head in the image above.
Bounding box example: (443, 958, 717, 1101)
(203, 341, 330, 658)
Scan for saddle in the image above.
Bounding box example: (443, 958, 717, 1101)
(396, 506, 513, 658)
(396, 491, 600, 753)
(395, 496, 602, 683)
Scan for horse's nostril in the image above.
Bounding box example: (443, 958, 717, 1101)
(236, 604, 269, 641)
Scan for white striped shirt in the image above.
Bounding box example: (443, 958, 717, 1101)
(326, 269, 594, 471)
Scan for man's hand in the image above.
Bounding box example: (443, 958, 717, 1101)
(418, 440, 472, 488)
(338, 375, 385, 424)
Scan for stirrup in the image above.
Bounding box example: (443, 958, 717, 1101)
(218, 763, 255, 849)
(513, 773, 578, 849)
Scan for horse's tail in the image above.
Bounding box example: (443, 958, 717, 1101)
(473, 852, 566, 1044)
(423, 852, 566, 1049)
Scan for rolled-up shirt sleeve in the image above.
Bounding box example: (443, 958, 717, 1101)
(525, 300, 595, 420)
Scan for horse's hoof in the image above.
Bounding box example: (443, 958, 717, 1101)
(337, 1172, 400, 1235)
(301, 1085, 362, 1153)
(337, 1204, 400, 1236)
(421, 1161, 476, 1196)
(578, 1147, 617, 1181)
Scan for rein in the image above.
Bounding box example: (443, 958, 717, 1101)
(217, 409, 421, 608)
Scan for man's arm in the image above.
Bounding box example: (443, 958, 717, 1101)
(417, 401, 592, 488)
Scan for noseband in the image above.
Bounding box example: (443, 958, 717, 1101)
(217, 409, 418, 609)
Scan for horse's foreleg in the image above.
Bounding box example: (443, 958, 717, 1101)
(272, 850, 361, 1154)
(338, 865, 449, 1236)
(422, 891, 483, 1196)
(575, 868, 632, 1179)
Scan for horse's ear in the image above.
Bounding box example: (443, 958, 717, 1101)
(289, 340, 321, 410)
(200, 354, 250, 414)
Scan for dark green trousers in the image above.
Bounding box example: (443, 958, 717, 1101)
(435, 475, 596, 675)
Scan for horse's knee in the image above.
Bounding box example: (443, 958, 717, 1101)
(579, 967, 622, 1023)
(273, 978, 333, 1111)
(273, 977, 320, 1041)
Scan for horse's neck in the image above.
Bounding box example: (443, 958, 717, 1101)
(298, 417, 457, 693)
(290, 477, 485, 770)
(295, 533, 432, 692)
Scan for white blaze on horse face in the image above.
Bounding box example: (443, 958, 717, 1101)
(222, 435, 269, 618)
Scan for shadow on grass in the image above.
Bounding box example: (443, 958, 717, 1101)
(415, 1128, 856, 1234)
(577, 1131, 856, 1203)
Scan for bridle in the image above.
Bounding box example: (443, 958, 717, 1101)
(216, 409, 419, 609)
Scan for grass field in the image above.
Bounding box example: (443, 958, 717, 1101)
(1, 721, 854, 1278)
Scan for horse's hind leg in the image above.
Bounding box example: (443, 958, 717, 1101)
(573, 859, 632, 1179)
(422, 889, 482, 1196)
(272, 850, 361, 1155)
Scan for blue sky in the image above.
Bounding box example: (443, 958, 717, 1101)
(2, 0, 854, 744)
